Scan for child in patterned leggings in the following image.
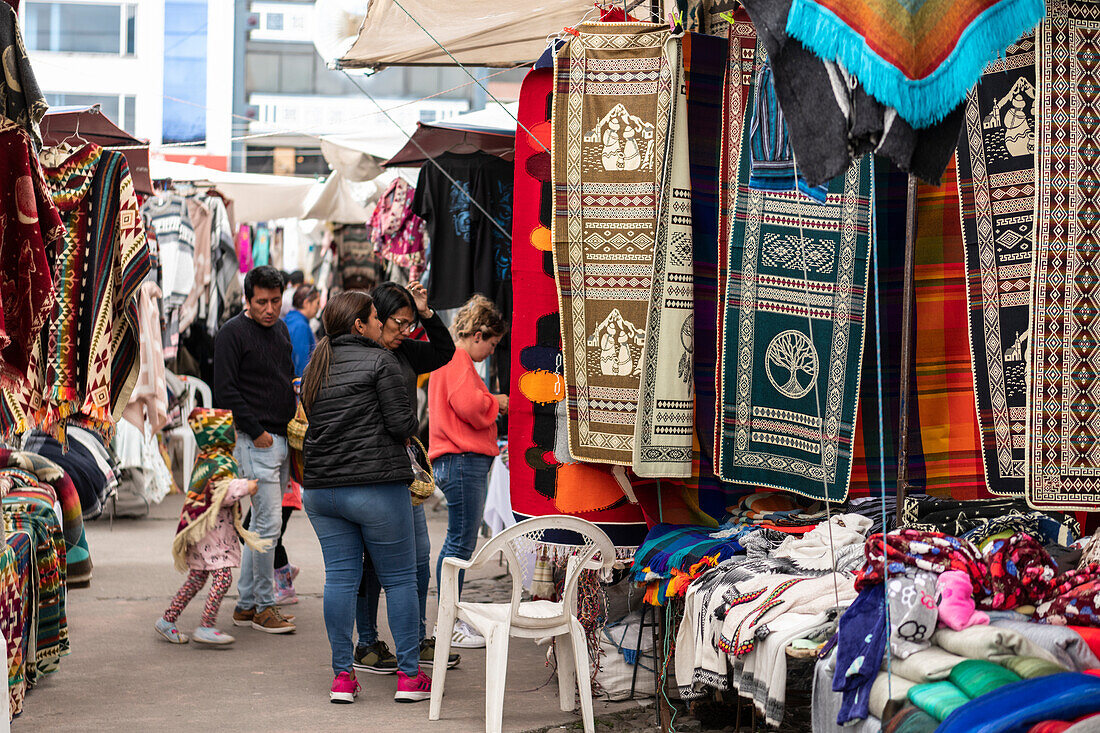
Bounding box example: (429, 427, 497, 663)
(155, 408, 269, 646)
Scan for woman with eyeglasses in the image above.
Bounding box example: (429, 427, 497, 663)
(352, 280, 461, 676)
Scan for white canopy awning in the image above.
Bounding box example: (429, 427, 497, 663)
(301, 170, 395, 223)
(150, 160, 320, 223)
(338, 0, 590, 69)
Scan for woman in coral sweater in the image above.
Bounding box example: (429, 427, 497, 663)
(427, 294, 508, 649)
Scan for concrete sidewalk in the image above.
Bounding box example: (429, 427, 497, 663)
(15, 495, 647, 732)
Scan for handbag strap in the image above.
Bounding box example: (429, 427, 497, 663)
(411, 436, 433, 481)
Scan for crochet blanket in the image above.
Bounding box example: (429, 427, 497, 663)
(784, 0, 1045, 128)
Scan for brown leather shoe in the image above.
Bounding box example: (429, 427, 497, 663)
(251, 605, 296, 634)
(232, 607, 255, 627)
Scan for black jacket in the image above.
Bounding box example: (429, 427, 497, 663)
(303, 334, 419, 489)
(393, 312, 455, 424)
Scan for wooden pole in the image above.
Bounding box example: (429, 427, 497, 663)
(895, 174, 918, 523)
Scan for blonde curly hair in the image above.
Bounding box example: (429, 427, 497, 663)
(451, 294, 508, 340)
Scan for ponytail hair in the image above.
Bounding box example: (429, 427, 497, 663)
(300, 291, 375, 414)
(451, 293, 508, 341)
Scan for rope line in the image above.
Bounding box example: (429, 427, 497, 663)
(870, 170, 895, 699)
(341, 71, 513, 244)
(387, 0, 554, 156)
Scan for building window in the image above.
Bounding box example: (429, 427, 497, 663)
(44, 92, 137, 135)
(25, 2, 137, 56)
(162, 0, 208, 144)
(265, 12, 283, 30)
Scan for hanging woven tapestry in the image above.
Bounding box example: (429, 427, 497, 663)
(714, 16, 758, 492)
(956, 33, 1037, 498)
(1028, 0, 1100, 511)
(717, 49, 873, 502)
(552, 22, 675, 466)
(509, 66, 648, 549)
(633, 32, 695, 478)
(784, 0, 1045, 129)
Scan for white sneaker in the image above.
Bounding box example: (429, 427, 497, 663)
(450, 620, 486, 649)
(192, 626, 235, 645)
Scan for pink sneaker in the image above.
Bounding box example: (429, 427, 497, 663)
(394, 669, 432, 703)
(330, 671, 361, 704)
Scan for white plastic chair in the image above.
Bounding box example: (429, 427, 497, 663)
(171, 375, 212, 490)
(430, 515, 615, 733)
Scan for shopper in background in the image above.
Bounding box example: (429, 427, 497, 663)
(285, 285, 321, 378)
(300, 290, 431, 704)
(213, 265, 297, 634)
(354, 280, 460, 674)
(281, 269, 305, 317)
(428, 294, 508, 649)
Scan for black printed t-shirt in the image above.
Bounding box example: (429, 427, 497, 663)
(412, 151, 514, 310)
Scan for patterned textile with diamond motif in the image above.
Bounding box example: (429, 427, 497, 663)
(956, 32, 1037, 498)
(552, 22, 676, 466)
(3, 531, 31, 718)
(1028, 0, 1100, 511)
(716, 47, 873, 502)
(0, 540, 23, 721)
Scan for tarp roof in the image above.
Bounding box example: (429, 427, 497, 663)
(319, 103, 519, 169)
(41, 105, 153, 195)
(338, 0, 590, 69)
(149, 160, 319, 223)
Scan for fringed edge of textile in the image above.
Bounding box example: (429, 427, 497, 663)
(784, 0, 1046, 129)
(171, 479, 271, 573)
(640, 554, 720, 606)
(534, 540, 637, 563)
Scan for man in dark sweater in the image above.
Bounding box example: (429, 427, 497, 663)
(214, 265, 297, 634)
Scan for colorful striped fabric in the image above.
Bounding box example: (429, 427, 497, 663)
(784, 0, 1046, 128)
(907, 160, 991, 500)
(630, 523, 742, 577)
(40, 144, 103, 439)
(0, 448, 86, 578)
(86, 151, 151, 425)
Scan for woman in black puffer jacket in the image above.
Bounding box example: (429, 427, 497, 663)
(300, 291, 432, 704)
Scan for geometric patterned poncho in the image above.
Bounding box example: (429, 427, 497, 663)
(172, 408, 268, 572)
(1, 143, 151, 445)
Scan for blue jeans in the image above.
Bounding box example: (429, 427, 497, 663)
(356, 503, 429, 648)
(234, 434, 289, 611)
(304, 483, 419, 676)
(434, 452, 493, 597)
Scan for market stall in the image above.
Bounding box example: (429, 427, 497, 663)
(335, 0, 1100, 729)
